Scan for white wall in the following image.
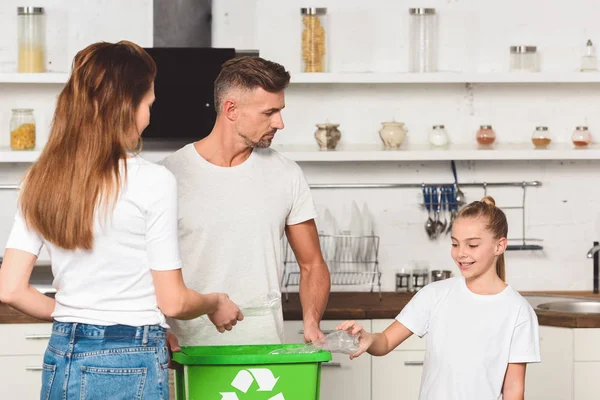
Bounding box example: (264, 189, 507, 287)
(1, 0, 599, 292)
(214, 0, 600, 291)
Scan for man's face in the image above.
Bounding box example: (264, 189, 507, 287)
(235, 87, 285, 148)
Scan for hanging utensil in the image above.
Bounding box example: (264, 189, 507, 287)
(423, 186, 435, 239)
(451, 160, 466, 206)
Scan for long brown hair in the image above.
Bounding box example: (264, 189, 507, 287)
(20, 41, 156, 250)
(456, 196, 508, 281)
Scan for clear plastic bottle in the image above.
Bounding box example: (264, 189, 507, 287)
(408, 8, 437, 73)
(17, 7, 46, 73)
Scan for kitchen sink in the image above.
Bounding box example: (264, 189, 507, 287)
(536, 300, 600, 314)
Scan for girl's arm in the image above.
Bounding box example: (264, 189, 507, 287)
(0, 248, 55, 321)
(337, 320, 413, 359)
(503, 363, 526, 400)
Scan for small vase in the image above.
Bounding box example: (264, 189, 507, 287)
(314, 123, 342, 150)
(379, 121, 407, 149)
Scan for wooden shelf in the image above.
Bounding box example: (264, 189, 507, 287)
(0, 72, 69, 84)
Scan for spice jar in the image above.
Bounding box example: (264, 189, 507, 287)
(572, 126, 592, 148)
(429, 125, 449, 148)
(10, 109, 36, 150)
(581, 39, 598, 72)
(509, 45, 539, 72)
(17, 7, 46, 73)
(476, 125, 496, 146)
(531, 126, 552, 149)
(300, 8, 328, 73)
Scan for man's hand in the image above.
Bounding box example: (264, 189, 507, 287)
(166, 330, 181, 368)
(303, 323, 325, 343)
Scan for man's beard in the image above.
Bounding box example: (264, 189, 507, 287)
(239, 132, 275, 149)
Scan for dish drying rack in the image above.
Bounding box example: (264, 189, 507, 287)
(281, 234, 382, 300)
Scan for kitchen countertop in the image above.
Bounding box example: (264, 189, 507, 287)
(3, 291, 600, 328)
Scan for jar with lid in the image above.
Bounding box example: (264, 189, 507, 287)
(581, 39, 598, 72)
(300, 8, 328, 73)
(572, 126, 592, 148)
(509, 45, 539, 72)
(408, 8, 438, 72)
(531, 126, 552, 149)
(17, 7, 46, 73)
(476, 125, 496, 146)
(10, 109, 36, 150)
(429, 125, 449, 148)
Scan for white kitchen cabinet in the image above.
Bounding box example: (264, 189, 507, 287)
(525, 326, 573, 400)
(371, 319, 425, 400)
(284, 320, 371, 400)
(574, 362, 600, 400)
(0, 323, 52, 400)
(0, 355, 46, 399)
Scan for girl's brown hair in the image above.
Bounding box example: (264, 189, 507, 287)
(20, 40, 156, 250)
(456, 195, 508, 281)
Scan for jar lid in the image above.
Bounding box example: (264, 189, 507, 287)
(11, 108, 34, 113)
(480, 125, 493, 129)
(301, 7, 327, 15)
(576, 126, 589, 130)
(17, 7, 44, 15)
(510, 45, 537, 54)
(535, 126, 548, 131)
(409, 8, 436, 15)
(432, 125, 445, 129)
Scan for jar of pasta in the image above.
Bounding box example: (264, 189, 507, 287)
(300, 7, 328, 73)
(10, 109, 36, 150)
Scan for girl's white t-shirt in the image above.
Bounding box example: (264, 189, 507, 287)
(5, 157, 182, 328)
(397, 276, 541, 400)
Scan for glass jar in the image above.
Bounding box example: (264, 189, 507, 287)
(531, 126, 552, 149)
(10, 109, 36, 150)
(476, 125, 496, 146)
(408, 8, 437, 73)
(429, 125, 449, 148)
(581, 40, 598, 72)
(17, 7, 46, 73)
(300, 8, 328, 73)
(509, 45, 539, 72)
(572, 126, 592, 148)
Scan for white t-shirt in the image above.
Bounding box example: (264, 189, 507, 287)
(5, 157, 182, 328)
(397, 276, 541, 400)
(159, 143, 317, 346)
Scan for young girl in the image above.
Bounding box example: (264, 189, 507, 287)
(338, 196, 540, 400)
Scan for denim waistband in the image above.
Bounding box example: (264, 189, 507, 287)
(52, 321, 166, 339)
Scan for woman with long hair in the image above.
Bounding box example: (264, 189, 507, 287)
(0, 41, 243, 400)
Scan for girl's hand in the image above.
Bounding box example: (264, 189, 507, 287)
(336, 320, 376, 360)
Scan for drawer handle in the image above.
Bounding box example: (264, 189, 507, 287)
(404, 361, 424, 366)
(298, 330, 335, 335)
(322, 362, 342, 368)
(25, 366, 44, 371)
(25, 334, 51, 340)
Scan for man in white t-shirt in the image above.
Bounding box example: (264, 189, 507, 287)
(160, 56, 331, 348)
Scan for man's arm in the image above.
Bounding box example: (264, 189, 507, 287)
(285, 219, 330, 343)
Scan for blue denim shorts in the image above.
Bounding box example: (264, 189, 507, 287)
(41, 321, 169, 400)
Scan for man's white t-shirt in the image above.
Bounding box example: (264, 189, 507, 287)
(160, 144, 317, 346)
(5, 157, 182, 328)
(397, 276, 541, 400)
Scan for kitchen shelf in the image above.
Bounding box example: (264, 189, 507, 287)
(0, 72, 69, 84)
(3, 143, 600, 163)
(290, 72, 600, 84)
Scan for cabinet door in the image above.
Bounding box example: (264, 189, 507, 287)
(574, 362, 600, 400)
(0, 355, 46, 400)
(372, 350, 424, 400)
(0, 324, 52, 356)
(525, 326, 573, 400)
(284, 320, 371, 400)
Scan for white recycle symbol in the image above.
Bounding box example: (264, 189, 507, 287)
(220, 368, 285, 400)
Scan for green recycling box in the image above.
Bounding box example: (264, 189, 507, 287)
(172, 344, 332, 400)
